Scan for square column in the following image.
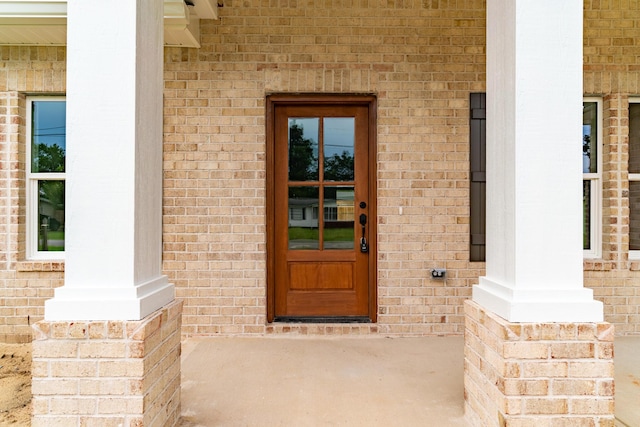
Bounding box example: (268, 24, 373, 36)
(465, 2, 614, 424)
(44, 0, 174, 321)
(472, 0, 603, 323)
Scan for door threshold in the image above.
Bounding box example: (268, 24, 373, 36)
(274, 316, 371, 324)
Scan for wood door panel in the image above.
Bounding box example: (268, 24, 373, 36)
(286, 291, 362, 316)
(288, 262, 354, 290)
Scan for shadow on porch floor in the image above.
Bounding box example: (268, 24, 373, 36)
(179, 336, 639, 427)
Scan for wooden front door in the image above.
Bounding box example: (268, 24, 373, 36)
(267, 95, 376, 322)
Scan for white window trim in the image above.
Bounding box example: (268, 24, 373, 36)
(26, 96, 65, 261)
(629, 97, 640, 260)
(583, 97, 602, 259)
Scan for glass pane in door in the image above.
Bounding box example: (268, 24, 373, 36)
(323, 186, 355, 250)
(288, 118, 319, 181)
(288, 186, 319, 250)
(324, 118, 355, 181)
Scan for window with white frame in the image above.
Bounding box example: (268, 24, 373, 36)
(26, 97, 66, 259)
(583, 98, 602, 258)
(629, 98, 640, 258)
(324, 206, 337, 221)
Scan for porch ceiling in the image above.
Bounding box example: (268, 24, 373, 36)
(0, 0, 219, 47)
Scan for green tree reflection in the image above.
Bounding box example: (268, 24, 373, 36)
(289, 123, 317, 181)
(324, 151, 354, 181)
(33, 143, 65, 173)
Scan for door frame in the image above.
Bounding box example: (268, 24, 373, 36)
(266, 93, 378, 323)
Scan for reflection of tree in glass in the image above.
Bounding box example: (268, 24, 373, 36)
(583, 134, 590, 159)
(34, 143, 65, 173)
(39, 181, 64, 230)
(324, 151, 354, 181)
(289, 124, 317, 181)
(40, 181, 64, 208)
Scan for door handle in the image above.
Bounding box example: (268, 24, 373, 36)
(359, 213, 368, 253)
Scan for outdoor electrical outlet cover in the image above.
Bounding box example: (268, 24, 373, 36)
(431, 269, 446, 279)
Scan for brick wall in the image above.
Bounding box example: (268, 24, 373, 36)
(31, 300, 182, 427)
(163, 0, 487, 336)
(464, 300, 615, 427)
(0, 48, 66, 342)
(584, 1, 640, 334)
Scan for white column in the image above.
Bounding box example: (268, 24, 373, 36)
(472, 0, 603, 322)
(45, 0, 174, 320)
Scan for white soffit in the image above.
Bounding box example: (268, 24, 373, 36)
(0, 0, 219, 47)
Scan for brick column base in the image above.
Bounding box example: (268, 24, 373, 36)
(31, 300, 183, 427)
(464, 300, 614, 427)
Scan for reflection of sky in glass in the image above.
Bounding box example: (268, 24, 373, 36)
(33, 101, 66, 149)
(291, 117, 354, 158)
(290, 118, 319, 159)
(325, 118, 354, 157)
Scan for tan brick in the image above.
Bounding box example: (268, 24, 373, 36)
(32, 378, 78, 396)
(78, 341, 127, 359)
(503, 342, 550, 359)
(552, 379, 597, 396)
(522, 361, 568, 378)
(50, 397, 96, 415)
(568, 361, 614, 378)
(98, 359, 144, 378)
(522, 398, 568, 415)
(50, 360, 98, 378)
(550, 343, 595, 359)
(503, 379, 549, 396)
(569, 397, 615, 415)
(32, 341, 78, 358)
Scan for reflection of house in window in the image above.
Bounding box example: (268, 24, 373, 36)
(336, 189, 354, 222)
(324, 207, 337, 221)
(288, 188, 354, 228)
(290, 207, 305, 221)
(325, 188, 354, 225)
(288, 197, 318, 228)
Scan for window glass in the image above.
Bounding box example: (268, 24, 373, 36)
(288, 118, 319, 181)
(323, 186, 354, 250)
(28, 98, 66, 258)
(583, 180, 591, 251)
(324, 118, 354, 181)
(629, 102, 640, 251)
(582, 99, 601, 257)
(31, 101, 66, 173)
(583, 102, 598, 174)
(288, 186, 319, 250)
(38, 180, 65, 251)
(629, 104, 640, 174)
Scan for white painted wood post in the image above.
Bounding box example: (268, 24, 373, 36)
(45, 0, 174, 320)
(472, 0, 603, 322)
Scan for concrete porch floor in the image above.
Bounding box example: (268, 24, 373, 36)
(179, 336, 640, 427)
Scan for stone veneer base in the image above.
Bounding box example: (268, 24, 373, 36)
(31, 299, 183, 427)
(464, 300, 615, 427)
